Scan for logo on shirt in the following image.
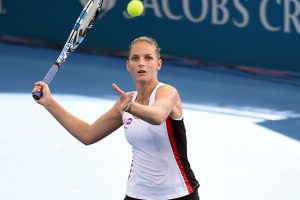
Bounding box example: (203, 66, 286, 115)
(124, 117, 133, 126)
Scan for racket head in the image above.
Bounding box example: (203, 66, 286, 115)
(56, 0, 104, 65)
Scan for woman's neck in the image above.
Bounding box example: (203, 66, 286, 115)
(135, 80, 159, 104)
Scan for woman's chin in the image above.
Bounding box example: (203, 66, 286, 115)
(135, 76, 149, 83)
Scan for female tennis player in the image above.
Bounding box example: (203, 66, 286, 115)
(32, 36, 199, 200)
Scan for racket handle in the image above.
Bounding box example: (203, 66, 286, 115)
(32, 64, 59, 100)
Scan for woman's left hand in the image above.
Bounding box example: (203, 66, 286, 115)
(112, 83, 134, 113)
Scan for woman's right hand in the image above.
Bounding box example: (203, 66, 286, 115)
(32, 81, 53, 106)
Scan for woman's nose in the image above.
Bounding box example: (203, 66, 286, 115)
(138, 58, 145, 66)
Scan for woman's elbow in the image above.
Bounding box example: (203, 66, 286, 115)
(78, 127, 98, 145)
(81, 136, 102, 146)
(82, 140, 94, 146)
(150, 116, 165, 125)
(78, 133, 98, 146)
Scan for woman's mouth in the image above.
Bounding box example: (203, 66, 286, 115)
(138, 70, 146, 74)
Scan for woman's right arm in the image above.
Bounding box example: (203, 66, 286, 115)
(32, 81, 123, 145)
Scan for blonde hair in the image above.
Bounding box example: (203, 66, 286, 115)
(128, 36, 161, 59)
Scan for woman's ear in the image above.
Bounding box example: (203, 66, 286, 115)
(126, 60, 130, 72)
(156, 59, 162, 71)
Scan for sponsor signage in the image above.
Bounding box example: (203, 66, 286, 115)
(0, 0, 299, 72)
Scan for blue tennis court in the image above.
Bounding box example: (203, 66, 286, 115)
(1, 42, 300, 199)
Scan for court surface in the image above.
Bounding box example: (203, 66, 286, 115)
(1, 43, 300, 200)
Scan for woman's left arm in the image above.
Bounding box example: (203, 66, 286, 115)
(129, 85, 179, 125)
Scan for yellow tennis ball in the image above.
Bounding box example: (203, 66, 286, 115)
(127, 0, 144, 17)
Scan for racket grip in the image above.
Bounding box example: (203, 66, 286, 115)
(32, 64, 59, 100)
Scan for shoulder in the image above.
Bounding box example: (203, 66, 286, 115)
(156, 84, 179, 98)
(158, 84, 177, 91)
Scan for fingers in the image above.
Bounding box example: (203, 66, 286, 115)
(32, 81, 48, 94)
(32, 86, 41, 93)
(112, 83, 124, 95)
(34, 81, 47, 87)
(112, 83, 136, 113)
(113, 83, 134, 100)
(112, 83, 134, 98)
(126, 95, 134, 103)
(32, 81, 41, 93)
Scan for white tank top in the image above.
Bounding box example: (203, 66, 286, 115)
(122, 83, 199, 200)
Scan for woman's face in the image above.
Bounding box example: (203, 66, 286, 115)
(127, 41, 162, 84)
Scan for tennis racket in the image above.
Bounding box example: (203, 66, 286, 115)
(32, 0, 104, 100)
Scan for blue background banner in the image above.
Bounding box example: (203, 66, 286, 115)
(1, 0, 299, 72)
